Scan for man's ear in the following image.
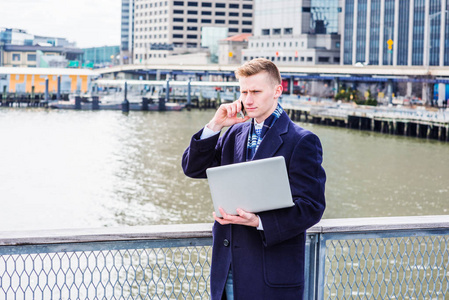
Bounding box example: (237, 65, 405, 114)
(274, 84, 283, 98)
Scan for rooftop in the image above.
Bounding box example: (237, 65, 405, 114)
(221, 33, 252, 42)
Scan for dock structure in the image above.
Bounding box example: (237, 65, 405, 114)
(0, 216, 448, 299)
(282, 99, 449, 142)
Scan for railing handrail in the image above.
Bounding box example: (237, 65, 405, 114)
(1, 215, 448, 246)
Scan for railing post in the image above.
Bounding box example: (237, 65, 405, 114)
(315, 234, 327, 300)
(304, 232, 327, 300)
(304, 233, 319, 299)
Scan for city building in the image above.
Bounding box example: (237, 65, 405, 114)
(0, 28, 82, 68)
(83, 46, 121, 68)
(218, 33, 251, 65)
(121, 0, 134, 64)
(132, 0, 254, 64)
(342, 0, 449, 67)
(242, 0, 341, 65)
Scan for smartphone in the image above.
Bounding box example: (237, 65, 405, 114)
(239, 100, 246, 118)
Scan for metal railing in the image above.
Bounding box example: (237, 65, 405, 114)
(0, 216, 448, 299)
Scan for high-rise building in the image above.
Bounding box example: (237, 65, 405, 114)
(132, 0, 254, 64)
(342, 0, 449, 67)
(242, 0, 341, 65)
(121, 0, 134, 64)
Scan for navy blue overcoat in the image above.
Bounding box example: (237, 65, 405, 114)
(182, 112, 326, 300)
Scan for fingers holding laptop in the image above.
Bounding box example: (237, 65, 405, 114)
(213, 207, 259, 228)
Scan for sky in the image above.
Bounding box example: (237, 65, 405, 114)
(1, 0, 122, 48)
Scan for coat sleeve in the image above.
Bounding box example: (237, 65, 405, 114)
(258, 132, 326, 247)
(181, 128, 223, 179)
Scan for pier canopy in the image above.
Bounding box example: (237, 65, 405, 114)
(0, 67, 99, 94)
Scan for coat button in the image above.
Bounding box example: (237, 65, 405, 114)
(223, 239, 230, 247)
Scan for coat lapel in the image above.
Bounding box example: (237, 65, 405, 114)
(253, 112, 289, 160)
(234, 122, 250, 163)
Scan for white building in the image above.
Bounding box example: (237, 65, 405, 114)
(243, 0, 341, 65)
(132, 0, 254, 64)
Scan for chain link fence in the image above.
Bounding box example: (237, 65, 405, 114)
(1, 218, 448, 299)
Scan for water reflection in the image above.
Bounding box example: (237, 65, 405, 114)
(0, 108, 447, 231)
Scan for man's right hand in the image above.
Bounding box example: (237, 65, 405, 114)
(207, 99, 250, 132)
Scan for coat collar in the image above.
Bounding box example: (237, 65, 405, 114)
(235, 112, 289, 162)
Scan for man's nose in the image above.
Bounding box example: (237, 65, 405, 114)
(245, 93, 254, 104)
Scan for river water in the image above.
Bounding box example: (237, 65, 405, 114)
(0, 108, 447, 231)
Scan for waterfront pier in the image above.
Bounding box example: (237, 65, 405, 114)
(0, 216, 448, 299)
(283, 100, 449, 142)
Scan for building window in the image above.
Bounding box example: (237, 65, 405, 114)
(187, 43, 197, 47)
(187, 26, 197, 30)
(242, 21, 252, 25)
(27, 54, 36, 61)
(243, 4, 252, 9)
(229, 20, 239, 25)
(229, 28, 239, 32)
(188, 18, 198, 22)
(173, 34, 183, 38)
(215, 20, 225, 24)
(284, 28, 292, 35)
(216, 3, 225, 8)
(202, 2, 212, 7)
(187, 10, 197, 14)
(201, 19, 211, 23)
(229, 4, 239, 8)
(302, 7, 311, 12)
(173, 26, 183, 30)
(273, 28, 281, 35)
(334, 57, 340, 63)
(187, 1, 198, 6)
(187, 34, 197, 39)
(307, 57, 313, 62)
(318, 57, 330, 62)
(229, 12, 239, 17)
(215, 11, 225, 16)
(12, 54, 21, 61)
(242, 28, 251, 33)
(202, 11, 212, 15)
(243, 13, 252, 17)
(173, 18, 183, 22)
(174, 10, 183, 14)
(174, 1, 183, 6)
(262, 29, 269, 35)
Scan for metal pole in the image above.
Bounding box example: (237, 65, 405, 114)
(159, 79, 168, 111)
(187, 78, 191, 107)
(57, 76, 61, 101)
(122, 81, 129, 112)
(45, 78, 49, 102)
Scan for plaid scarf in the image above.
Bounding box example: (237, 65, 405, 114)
(246, 104, 284, 161)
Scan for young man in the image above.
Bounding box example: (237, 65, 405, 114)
(182, 58, 326, 299)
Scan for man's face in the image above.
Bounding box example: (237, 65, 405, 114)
(239, 72, 283, 123)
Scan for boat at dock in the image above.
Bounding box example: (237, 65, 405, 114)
(49, 99, 184, 111)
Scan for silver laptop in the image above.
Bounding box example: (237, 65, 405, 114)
(206, 156, 294, 218)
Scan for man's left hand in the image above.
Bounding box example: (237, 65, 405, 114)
(213, 207, 259, 227)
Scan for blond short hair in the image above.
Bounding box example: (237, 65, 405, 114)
(235, 58, 282, 86)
